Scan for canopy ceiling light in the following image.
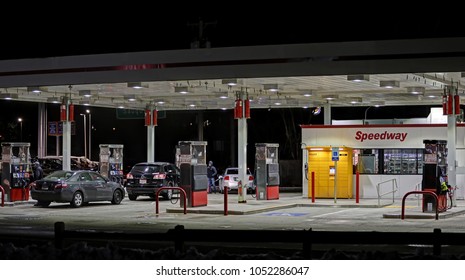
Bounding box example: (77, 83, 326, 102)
(175, 86, 189, 94)
(127, 82, 148, 89)
(79, 100, 92, 105)
(27, 86, 45, 93)
(263, 84, 280, 92)
(371, 100, 385, 106)
(79, 90, 92, 97)
(1, 93, 18, 100)
(323, 95, 338, 100)
(350, 97, 363, 104)
(380, 80, 400, 88)
(47, 97, 60, 103)
(125, 94, 136, 101)
(301, 91, 312, 97)
(214, 91, 229, 99)
(347, 74, 369, 82)
(222, 79, 239, 86)
(406, 86, 425, 95)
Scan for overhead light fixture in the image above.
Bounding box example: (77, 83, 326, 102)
(127, 82, 147, 89)
(125, 94, 136, 101)
(406, 86, 425, 95)
(302, 91, 312, 97)
(372, 100, 385, 107)
(222, 79, 239, 86)
(263, 84, 280, 92)
(1, 93, 18, 100)
(347, 75, 369, 82)
(79, 90, 92, 97)
(175, 86, 189, 94)
(323, 95, 338, 100)
(215, 92, 229, 99)
(27, 86, 44, 93)
(350, 97, 363, 104)
(380, 80, 400, 88)
(47, 97, 60, 103)
(79, 100, 92, 105)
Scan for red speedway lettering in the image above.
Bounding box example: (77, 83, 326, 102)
(355, 131, 407, 142)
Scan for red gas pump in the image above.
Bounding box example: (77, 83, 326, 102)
(1, 143, 31, 202)
(176, 141, 208, 207)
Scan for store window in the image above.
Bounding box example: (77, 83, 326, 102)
(384, 149, 423, 175)
(355, 149, 423, 175)
(355, 149, 379, 174)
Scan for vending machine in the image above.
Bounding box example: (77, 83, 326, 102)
(422, 139, 447, 212)
(175, 141, 208, 207)
(99, 144, 124, 184)
(254, 143, 280, 200)
(1, 142, 32, 202)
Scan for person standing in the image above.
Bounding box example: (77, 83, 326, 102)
(207, 161, 217, 193)
(33, 161, 44, 181)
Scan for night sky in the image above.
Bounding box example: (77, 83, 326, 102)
(2, 6, 465, 60)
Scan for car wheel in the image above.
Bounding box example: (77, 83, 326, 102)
(128, 194, 138, 201)
(36, 200, 51, 207)
(162, 187, 173, 200)
(111, 189, 123, 204)
(70, 191, 83, 208)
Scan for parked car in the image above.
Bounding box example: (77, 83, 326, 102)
(218, 167, 254, 193)
(125, 162, 181, 200)
(30, 170, 125, 208)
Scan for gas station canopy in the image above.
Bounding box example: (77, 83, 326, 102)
(1, 37, 465, 110)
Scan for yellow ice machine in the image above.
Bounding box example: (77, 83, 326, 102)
(306, 146, 353, 198)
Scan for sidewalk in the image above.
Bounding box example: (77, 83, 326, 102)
(167, 192, 465, 219)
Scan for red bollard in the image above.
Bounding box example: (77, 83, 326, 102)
(356, 170, 360, 204)
(224, 187, 228, 216)
(311, 172, 315, 203)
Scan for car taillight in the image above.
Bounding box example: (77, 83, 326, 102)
(127, 173, 133, 179)
(248, 176, 254, 181)
(224, 176, 230, 181)
(55, 183, 68, 189)
(153, 173, 166, 179)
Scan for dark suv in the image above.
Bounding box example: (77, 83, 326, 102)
(125, 162, 181, 200)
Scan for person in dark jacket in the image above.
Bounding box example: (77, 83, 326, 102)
(207, 161, 217, 193)
(33, 161, 43, 181)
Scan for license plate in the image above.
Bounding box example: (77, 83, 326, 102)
(139, 179, 146, 184)
(233, 177, 239, 182)
(42, 186, 48, 190)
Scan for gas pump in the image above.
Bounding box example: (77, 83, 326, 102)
(254, 143, 280, 200)
(422, 140, 447, 212)
(99, 144, 124, 184)
(1, 142, 32, 202)
(175, 141, 208, 207)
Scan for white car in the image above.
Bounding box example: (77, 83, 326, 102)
(218, 167, 254, 193)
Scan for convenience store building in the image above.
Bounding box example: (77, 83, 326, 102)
(301, 108, 465, 200)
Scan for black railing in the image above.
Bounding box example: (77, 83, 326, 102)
(53, 222, 465, 257)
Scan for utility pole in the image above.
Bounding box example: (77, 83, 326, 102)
(188, 18, 216, 49)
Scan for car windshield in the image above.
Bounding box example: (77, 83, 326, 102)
(132, 164, 162, 173)
(44, 170, 75, 180)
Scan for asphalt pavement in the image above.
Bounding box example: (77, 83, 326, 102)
(2, 191, 465, 235)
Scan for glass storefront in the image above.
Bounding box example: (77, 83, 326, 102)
(355, 148, 424, 175)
